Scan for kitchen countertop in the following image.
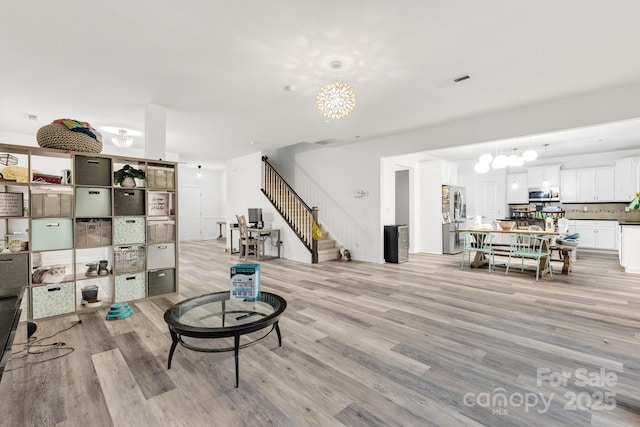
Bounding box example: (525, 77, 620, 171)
(619, 220, 640, 225)
(565, 214, 640, 221)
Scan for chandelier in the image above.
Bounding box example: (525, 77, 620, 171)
(316, 61, 356, 120)
(111, 129, 133, 148)
(474, 141, 537, 174)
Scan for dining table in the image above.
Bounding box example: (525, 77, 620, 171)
(458, 227, 571, 276)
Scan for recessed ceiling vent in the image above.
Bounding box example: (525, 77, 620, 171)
(315, 139, 340, 145)
(438, 74, 472, 87)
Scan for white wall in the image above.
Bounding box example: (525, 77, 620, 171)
(417, 160, 444, 254)
(294, 143, 382, 262)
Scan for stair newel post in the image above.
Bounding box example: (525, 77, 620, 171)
(312, 207, 319, 264)
(261, 156, 266, 193)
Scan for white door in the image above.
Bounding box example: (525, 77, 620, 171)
(179, 186, 201, 241)
(478, 181, 502, 221)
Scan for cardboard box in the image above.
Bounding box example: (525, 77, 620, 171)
(230, 263, 260, 301)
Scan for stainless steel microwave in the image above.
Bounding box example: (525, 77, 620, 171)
(529, 187, 560, 202)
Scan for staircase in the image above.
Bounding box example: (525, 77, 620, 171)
(316, 228, 341, 263)
(261, 157, 342, 263)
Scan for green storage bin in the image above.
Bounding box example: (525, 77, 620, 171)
(31, 218, 74, 251)
(75, 188, 112, 217)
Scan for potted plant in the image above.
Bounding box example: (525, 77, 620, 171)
(114, 165, 146, 187)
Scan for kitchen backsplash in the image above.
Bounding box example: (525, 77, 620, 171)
(562, 203, 640, 221)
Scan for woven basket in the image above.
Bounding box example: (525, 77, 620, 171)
(37, 123, 102, 153)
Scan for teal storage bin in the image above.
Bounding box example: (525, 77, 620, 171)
(75, 187, 112, 217)
(31, 218, 74, 251)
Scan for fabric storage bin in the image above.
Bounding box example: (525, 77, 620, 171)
(146, 166, 175, 190)
(31, 282, 75, 319)
(0, 253, 28, 294)
(31, 218, 73, 251)
(113, 217, 146, 245)
(75, 188, 111, 217)
(114, 189, 145, 216)
(148, 268, 176, 297)
(147, 243, 176, 270)
(147, 219, 175, 243)
(75, 219, 112, 248)
(114, 272, 146, 302)
(31, 190, 73, 218)
(113, 245, 146, 274)
(74, 155, 111, 186)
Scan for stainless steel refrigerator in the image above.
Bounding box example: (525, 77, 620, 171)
(442, 185, 466, 254)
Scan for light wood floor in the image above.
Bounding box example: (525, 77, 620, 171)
(1, 241, 640, 426)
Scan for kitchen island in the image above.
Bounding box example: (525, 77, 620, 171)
(619, 221, 640, 274)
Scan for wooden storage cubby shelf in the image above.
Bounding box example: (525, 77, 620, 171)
(0, 143, 179, 320)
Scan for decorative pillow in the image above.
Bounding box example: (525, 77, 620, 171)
(1, 166, 32, 182)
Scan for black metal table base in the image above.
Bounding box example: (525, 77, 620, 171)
(167, 321, 281, 387)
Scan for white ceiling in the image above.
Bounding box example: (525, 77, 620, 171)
(2, 1, 640, 167)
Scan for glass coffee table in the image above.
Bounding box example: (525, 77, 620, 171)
(163, 291, 287, 387)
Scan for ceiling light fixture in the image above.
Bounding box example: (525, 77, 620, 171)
(479, 153, 493, 164)
(474, 161, 490, 174)
(197, 165, 202, 178)
(522, 138, 538, 161)
(316, 61, 356, 120)
(111, 129, 133, 148)
(492, 154, 509, 169)
(508, 148, 525, 167)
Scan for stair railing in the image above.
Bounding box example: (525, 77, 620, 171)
(261, 157, 318, 263)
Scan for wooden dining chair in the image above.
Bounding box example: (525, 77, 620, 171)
(461, 232, 496, 272)
(236, 215, 264, 261)
(505, 234, 552, 281)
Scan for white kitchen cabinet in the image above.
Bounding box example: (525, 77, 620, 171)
(615, 158, 635, 201)
(576, 167, 615, 202)
(506, 173, 528, 204)
(574, 220, 618, 250)
(527, 165, 560, 188)
(441, 161, 458, 186)
(620, 225, 640, 274)
(560, 170, 577, 203)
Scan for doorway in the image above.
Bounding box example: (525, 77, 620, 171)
(179, 186, 201, 241)
(395, 170, 410, 225)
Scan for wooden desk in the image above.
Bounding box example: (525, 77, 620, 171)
(460, 228, 559, 278)
(216, 221, 226, 240)
(229, 227, 281, 261)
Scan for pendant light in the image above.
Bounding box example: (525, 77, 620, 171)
(522, 137, 538, 161)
